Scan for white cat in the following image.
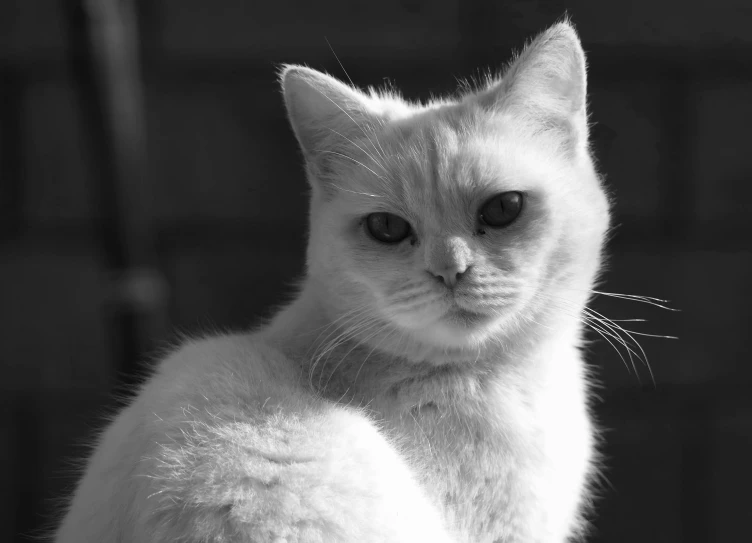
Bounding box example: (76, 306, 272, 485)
(56, 21, 609, 543)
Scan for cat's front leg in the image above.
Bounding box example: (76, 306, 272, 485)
(142, 403, 454, 543)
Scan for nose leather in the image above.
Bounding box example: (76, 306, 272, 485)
(425, 236, 472, 288)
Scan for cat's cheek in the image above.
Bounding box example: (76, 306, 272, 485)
(385, 302, 442, 331)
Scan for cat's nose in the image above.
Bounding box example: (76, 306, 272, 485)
(430, 264, 470, 288)
(425, 236, 473, 288)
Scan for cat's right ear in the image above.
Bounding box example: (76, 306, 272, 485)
(281, 65, 379, 167)
(476, 22, 589, 154)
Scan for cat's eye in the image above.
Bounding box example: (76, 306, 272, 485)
(366, 212, 411, 244)
(479, 191, 523, 228)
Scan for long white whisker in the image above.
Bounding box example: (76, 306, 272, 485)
(316, 150, 386, 180)
(322, 321, 386, 392)
(330, 184, 383, 198)
(533, 293, 652, 381)
(325, 37, 356, 88)
(368, 123, 389, 163)
(584, 306, 655, 386)
(342, 326, 397, 403)
(616, 330, 677, 339)
(313, 89, 387, 163)
(553, 285, 679, 311)
(608, 318, 648, 322)
(591, 290, 671, 304)
(326, 127, 388, 175)
(306, 305, 371, 358)
(586, 319, 631, 374)
(592, 291, 678, 311)
(313, 315, 382, 389)
(323, 33, 389, 163)
(307, 307, 374, 388)
(584, 315, 640, 377)
(313, 315, 376, 368)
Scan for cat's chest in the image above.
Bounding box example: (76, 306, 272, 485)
(376, 390, 569, 542)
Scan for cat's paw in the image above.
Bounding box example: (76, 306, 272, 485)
(146, 406, 453, 543)
(229, 408, 453, 542)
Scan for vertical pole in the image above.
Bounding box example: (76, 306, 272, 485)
(65, 0, 169, 389)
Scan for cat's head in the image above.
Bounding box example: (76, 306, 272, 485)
(282, 23, 610, 357)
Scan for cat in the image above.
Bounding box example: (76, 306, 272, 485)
(55, 21, 610, 543)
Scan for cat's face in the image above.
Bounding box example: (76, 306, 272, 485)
(284, 23, 609, 354)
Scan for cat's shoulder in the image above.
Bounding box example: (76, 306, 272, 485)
(156, 330, 294, 380)
(139, 330, 305, 416)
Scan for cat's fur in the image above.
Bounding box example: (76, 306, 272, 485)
(56, 22, 610, 543)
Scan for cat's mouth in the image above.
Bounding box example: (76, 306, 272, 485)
(442, 305, 493, 327)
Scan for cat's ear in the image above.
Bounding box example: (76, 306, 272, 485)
(480, 22, 588, 151)
(281, 65, 379, 162)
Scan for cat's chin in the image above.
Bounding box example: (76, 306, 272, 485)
(398, 307, 502, 351)
(442, 307, 493, 326)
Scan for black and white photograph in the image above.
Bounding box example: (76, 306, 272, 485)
(1, 1, 750, 542)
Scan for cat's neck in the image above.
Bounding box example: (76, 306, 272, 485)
(264, 280, 586, 406)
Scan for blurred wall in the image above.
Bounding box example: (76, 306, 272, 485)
(1, 1, 751, 542)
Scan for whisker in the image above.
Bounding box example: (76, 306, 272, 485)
(325, 37, 356, 89)
(316, 150, 387, 180)
(322, 321, 386, 392)
(616, 330, 677, 340)
(534, 292, 659, 383)
(553, 285, 679, 311)
(584, 306, 655, 386)
(323, 34, 388, 163)
(387, 288, 435, 307)
(368, 123, 389, 163)
(330, 184, 383, 198)
(307, 307, 374, 388)
(347, 326, 398, 398)
(306, 305, 371, 356)
(583, 313, 641, 376)
(591, 290, 671, 304)
(313, 314, 381, 388)
(391, 296, 442, 314)
(312, 88, 387, 164)
(582, 315, 632, 375)
(326, 127, 388, 175)
(591, 290, 678, 312)
(607, 318, 647, 322)
(313, 315, 376, 366)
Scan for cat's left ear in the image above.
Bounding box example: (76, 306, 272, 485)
(479, 22, 588, 152)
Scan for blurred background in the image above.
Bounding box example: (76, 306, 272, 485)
(1, 0, 751, 541)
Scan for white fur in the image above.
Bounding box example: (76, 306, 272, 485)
(56, 22, 609, 543)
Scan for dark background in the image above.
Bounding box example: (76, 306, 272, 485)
(1, 1, 751, 541)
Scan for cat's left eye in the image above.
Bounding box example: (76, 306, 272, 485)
(366, 213, 411, 244)
(479, 191, 523, 228)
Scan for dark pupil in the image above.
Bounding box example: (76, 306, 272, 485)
(367, 213, 410, 243)
(481, 192, 522, 227)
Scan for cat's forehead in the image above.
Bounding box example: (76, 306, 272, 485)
(385, 106, 523, 185)
(390, 104, 468, 158)
(339, 105, 560, 226)
(381, 109, 525, 189)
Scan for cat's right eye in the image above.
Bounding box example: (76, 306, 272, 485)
(366, 213, 411, 244)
